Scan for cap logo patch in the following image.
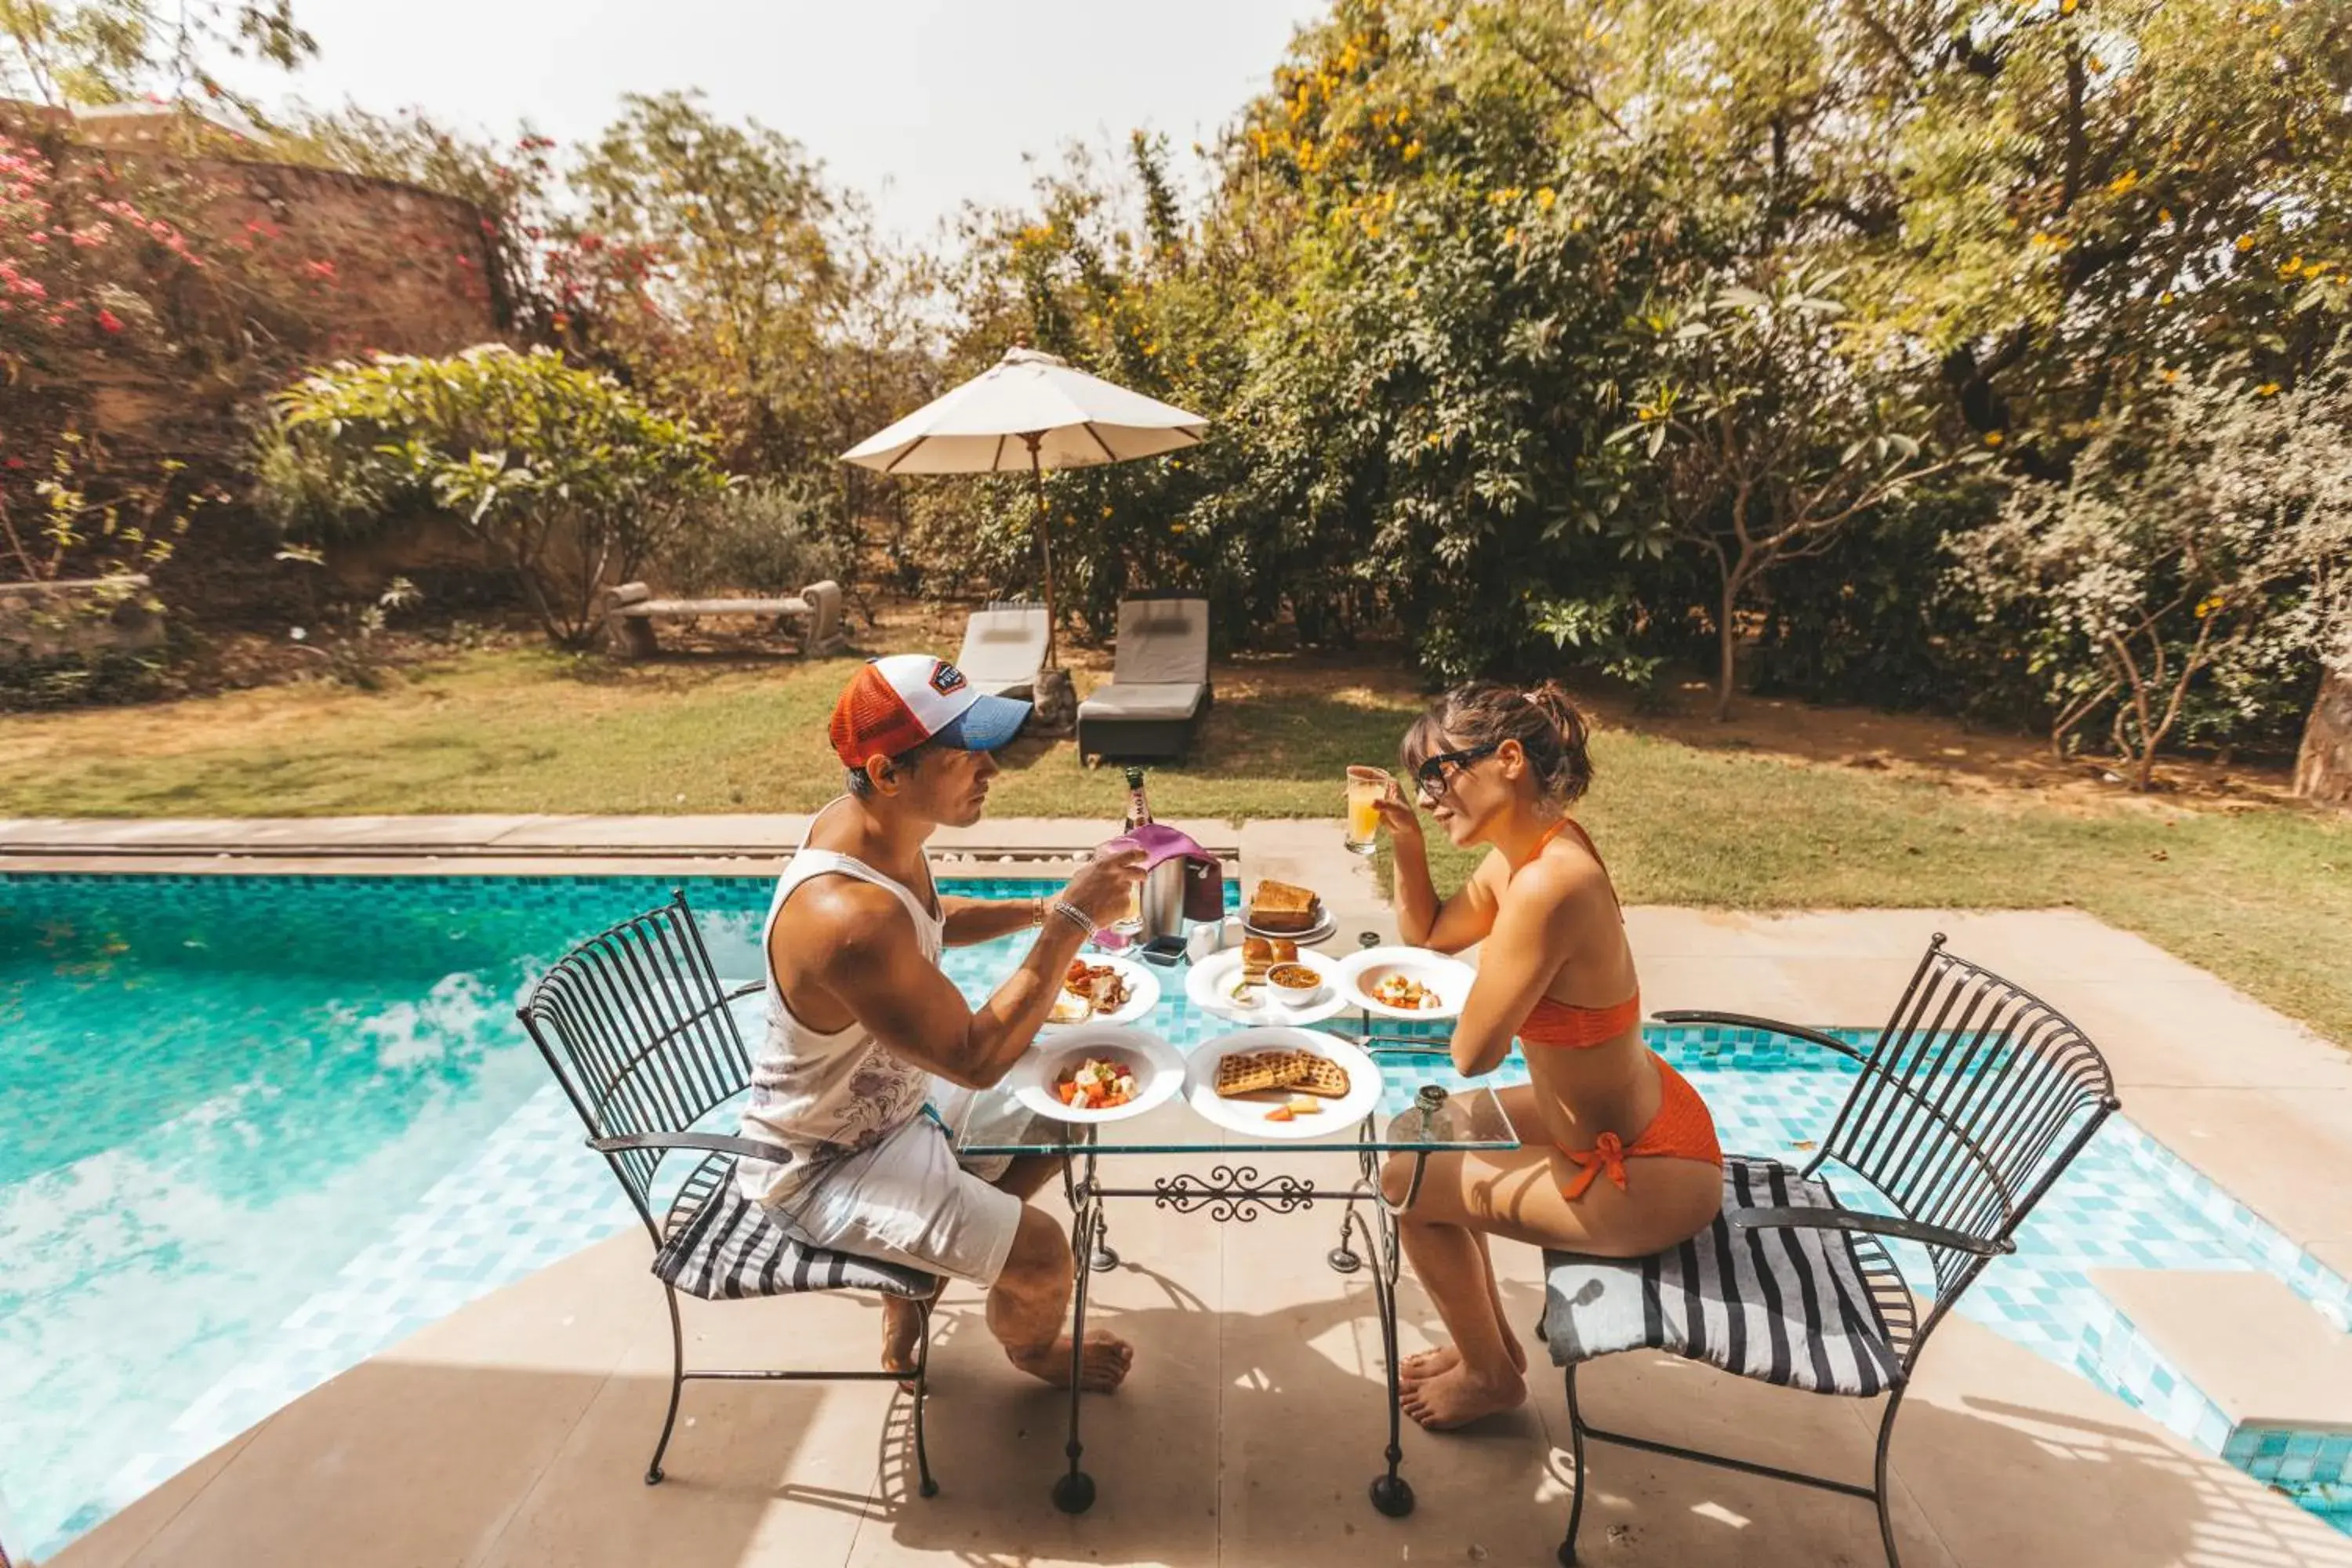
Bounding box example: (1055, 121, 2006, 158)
(929, 661, 968, 696)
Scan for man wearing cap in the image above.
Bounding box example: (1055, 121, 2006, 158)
(737, 653, 1145, 1392)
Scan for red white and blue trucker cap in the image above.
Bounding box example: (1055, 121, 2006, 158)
(829, 653, 1031, 768)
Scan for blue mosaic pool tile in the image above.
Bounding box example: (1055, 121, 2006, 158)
(93, 1082, 635, 1520)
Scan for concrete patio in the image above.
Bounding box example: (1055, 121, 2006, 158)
(14, 815, 2352, 1566)
(46, 1169, 2350, 1568)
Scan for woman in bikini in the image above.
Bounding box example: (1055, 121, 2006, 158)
(1366, 681, 1722, 1430)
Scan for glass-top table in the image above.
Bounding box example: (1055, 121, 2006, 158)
(945, 971, 1520, 1523)
(949, 1042, 1521, 1160)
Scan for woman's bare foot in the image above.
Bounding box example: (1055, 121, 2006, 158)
(1400, 1345, 1461, 1383)
(1399, 1330, 1527, 1388)
(1399, 1363, 1527, 1430)
(1011, 1329, 1134, 1392)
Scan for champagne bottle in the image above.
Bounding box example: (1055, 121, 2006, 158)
(1123, 766, 1153, 833)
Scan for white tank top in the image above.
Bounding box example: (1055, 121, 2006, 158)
(736, 804, 944, 1206)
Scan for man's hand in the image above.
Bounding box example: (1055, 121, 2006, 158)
(1059, 844, 1148, 926)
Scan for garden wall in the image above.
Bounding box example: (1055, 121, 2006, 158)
(2, 100, 512, 623)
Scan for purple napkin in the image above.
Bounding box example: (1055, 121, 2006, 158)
(1099, 823, 1203, 869)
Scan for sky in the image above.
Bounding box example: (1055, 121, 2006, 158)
(230, 0, 1329, 243)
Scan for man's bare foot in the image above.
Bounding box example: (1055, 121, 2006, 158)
(1399, 1363, 1526, 1430)
(1399, 1332, 1527, 1387)
(1011, 1329, 1134, 1392)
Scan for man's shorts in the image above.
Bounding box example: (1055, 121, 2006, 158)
(764, 1104, 1022, 1287)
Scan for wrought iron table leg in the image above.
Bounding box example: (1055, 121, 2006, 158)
(1088, 1206, 1120, 1273)
(1362, 1202, 1415, 1518)
(1328, 1187, 1364, 1273)
(1053, 1159, 1100, 1514)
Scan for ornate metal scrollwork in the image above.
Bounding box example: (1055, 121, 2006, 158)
(1149, 1165, 1319, 1222)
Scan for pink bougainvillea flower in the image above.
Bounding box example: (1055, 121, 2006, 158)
(303, 259, 336, 279)
(95, 308, 124, 333)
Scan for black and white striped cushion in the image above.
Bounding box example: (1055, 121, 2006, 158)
(652, 1157, 937, 1302)
(1540, 1156, 1911, 1397)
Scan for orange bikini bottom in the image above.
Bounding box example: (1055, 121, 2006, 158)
(1558, 1055, 1723, 1200)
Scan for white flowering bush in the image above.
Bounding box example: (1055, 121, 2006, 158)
(1952, 354, 2352, 788)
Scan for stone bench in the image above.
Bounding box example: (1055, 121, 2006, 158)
(0, 573, 165, 661)
(603, 579, 848, 660)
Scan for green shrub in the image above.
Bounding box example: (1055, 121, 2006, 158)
(662, 477, 847, 597)
(254, 346, 726, 648)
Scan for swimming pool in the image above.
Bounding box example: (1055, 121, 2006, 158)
(3, 871, 2347, 1555)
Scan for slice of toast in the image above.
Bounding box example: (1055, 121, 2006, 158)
(1250, 880, 1323, 932)
(1241, 935, 1276, 982)
(1253, 879, 1319, 915)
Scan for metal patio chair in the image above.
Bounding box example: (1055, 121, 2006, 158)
(1538, 935, 2120, 1566)
(517, 891, 942, 1494)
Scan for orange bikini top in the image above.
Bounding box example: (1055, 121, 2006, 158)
(1516, 817, 1639, 1050)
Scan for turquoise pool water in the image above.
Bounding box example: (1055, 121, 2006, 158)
(4, 872, 2349, 1555)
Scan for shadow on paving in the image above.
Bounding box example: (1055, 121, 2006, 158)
(53, 1287, 2352, 1568)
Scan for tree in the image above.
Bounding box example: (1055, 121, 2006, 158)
(1953, 358, 2352, 789)
(253, 345, 727, 647)
(1826, 0, 2352, 464)
(2301, 666, 2352, 811)
(568, 90, 841, 470)
(3, 1, 313, 118)
(1618, 263, 1981, 718)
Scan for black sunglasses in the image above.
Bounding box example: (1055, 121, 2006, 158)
(1413, 742, 1501, 797)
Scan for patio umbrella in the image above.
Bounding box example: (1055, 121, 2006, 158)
(842, 347, 1208, 673)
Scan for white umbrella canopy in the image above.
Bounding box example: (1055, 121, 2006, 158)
(842, 347, 1207, 474)
(842, 347, 1209, 673)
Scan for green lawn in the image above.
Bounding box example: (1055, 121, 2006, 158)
(5, 644, 2347, 1044)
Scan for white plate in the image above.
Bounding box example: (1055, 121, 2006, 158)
(1009, 1027, 1186, 1125)
(1042, 954, 1160, 1029)
(1333, 945, 1479, 1022)
(1242, 910, 1338, 945)
(1184, 946, 1348, 1027)
(1182, 1028, 1382, 1139)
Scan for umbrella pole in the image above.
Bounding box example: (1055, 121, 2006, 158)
(1028, 435, 1058, 670)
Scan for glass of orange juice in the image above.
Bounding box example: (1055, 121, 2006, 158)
(1344, 767, 1388, 857)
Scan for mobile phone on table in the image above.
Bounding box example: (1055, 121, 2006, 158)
(1138, 935, 1188, 967)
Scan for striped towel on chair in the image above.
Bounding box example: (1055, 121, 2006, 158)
(652, 1155, 936, 1302)
(1539, 1155, 1911, 1397)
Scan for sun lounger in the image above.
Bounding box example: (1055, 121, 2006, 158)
(1076, 591, 1212, 762)
(956, 603, 1051, 699)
